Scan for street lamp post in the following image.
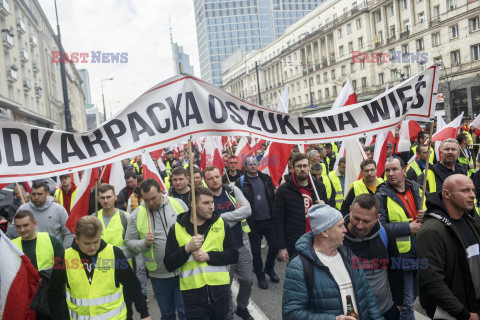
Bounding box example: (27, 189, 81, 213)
(54, 0, 72, 132)
(101, 78, 114, 121)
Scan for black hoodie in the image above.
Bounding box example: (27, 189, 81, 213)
(164, 210, 238, 305)
(417, 192, 480, 320)
(48, 239, 149, 319)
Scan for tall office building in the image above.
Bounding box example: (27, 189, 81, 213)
(172, 41, 195, 75)
(194, 0, 325, 87)
(78, 69, 92, 104)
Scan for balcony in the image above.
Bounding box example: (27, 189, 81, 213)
(17, 19, 25, 34)
(2, 32, 13, 49)
(6, 68, 17, 83)
(387, 35, 396, 43)
(35, 85, 42, 98)
(400, 30, 410, 39)
(322, 58, 328, 68)
(0, 0, 10, 17)
(29, 35, 37, 47)
(20, 48, 29, 63)
(23, 79, 32, 91)
(429, 18, 441, 27)
(32, 60, 40, 73)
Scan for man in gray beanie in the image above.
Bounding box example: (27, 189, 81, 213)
(282, 204, 383, 320)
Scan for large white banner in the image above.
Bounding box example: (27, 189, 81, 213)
(0, 66, 438, 182)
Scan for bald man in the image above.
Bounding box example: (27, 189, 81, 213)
(418, 174, 480, 320)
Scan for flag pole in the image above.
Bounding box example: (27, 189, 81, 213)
(308, 172, 321, 203)
(94, 166, 108, 214)
(420, 119, 435, 216)
(15, 182, 25, 204)
(223, 167, 232, 184)
(146, 207, 153, 233)
(188, 139, 198, 236)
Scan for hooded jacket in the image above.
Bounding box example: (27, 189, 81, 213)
(282, 232, 384, 320)
(272, 173, 330, 253)
(417, 193, 480, 320)
(48, 239, 149, 319)
(164, 211, 238, 305)
(343, 215, 404, 313)
(14, 196, 74, 248)
(375, 179, 423, 259)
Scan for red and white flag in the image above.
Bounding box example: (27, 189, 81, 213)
(434, 114, 447, 161)
(66, 167, 99, 233)
(0, 230, 40, 320)
(344, 139, 368, 197)
(277, 84, 289, 113)
(432, 113, 463, 142)
(142, 152, 167, 191)
(235, 137, 254, 168)
(200, 136, 225, 173)
(470, 113, 480, 136)
(102, 161, 126, 195)
(258, 143, 294, 187)
(373, 131, 395, 178)
(331, 79, 358, 110)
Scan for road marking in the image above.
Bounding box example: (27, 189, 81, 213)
(231, 280, 269, 320)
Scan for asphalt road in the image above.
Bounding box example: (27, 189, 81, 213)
(133, 244, 430, 319)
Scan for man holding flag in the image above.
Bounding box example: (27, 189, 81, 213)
(406, 144, 430, 182)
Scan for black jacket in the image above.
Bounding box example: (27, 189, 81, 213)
(272, 173, 331, 252)
(48, 240, 149, 319)
(417, 162, 468, 193)
(164, 211, 238, 305)
(116, 186, 133, 210)
(417, 193, 480, 320)
(235, 172, 275, 225)
(343, 215, 404, 308)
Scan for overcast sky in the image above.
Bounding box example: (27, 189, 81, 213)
(37, 0, 200, 118)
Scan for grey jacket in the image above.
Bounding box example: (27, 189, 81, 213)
(124, 194, 188, 278)
(12, 197, 74, 248)
(222, 185, 252, 245)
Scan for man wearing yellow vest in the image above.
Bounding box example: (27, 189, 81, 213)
(406, 144, 430, 182)
(341, 159, 384, 216)
(95, 183, 139, 320)
(376, 157, 426, 320)
(328, 157, 346, 211)
(203, 166, 254, 320)
(48, 215, 150, 320)
(457, 132, 476, 177)
(311, 163, 336, 207)
(308, 149, 328, 177)
(54, 174, 78, 215)
(411, 131, 435, 164)
(164, 186, 239, 320)
(125, 178, 188, 320)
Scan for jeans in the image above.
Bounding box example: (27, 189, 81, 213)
(400, 270, 418, 320)
(228, 244, 253, 319)
(135, 253, 148, 296)
(150, 276, 186, 320)
(184, 292, 229, 320)
(248, 219, 277, 276)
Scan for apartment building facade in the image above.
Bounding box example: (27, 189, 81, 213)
(222, 0, 480, 120)
(0, 0, 87, 131)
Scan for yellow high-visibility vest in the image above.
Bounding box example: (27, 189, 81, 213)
(13, 232, 54, 271)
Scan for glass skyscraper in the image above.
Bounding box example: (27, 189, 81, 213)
(194, 0, 325, 87)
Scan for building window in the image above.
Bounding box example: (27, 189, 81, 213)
(433, 6, 440, 20)
(342, 65, 346, 75)
(404, 20, 410, 32)
(470, 17, 480, 33)
(356, 18, 362, 29)
(472, 44, 480, 61)
(402, 44, 409, 55)
(347, 23, 352, 34)
(377, 11, 382, 22)
(402, 0, 408, 9)
(451, 25, 459, 38)
(337, 28, 342, 38)
(451, 51, 461, 66)
(318, 90, 322, 100)
(352, 80, 357, 90)
(379, 73, 385, 85)
(350, 63, 356, 72)
(358, 37, 363, 49)
(339, 45, 344, 57)
(324, 72, 328, 81)
(378, 31, 383, 43)
(348, 41, 353, 52)
(333, 86, 337, 96)
(331, 69, 336, 80)
(418, 12, 424, 24)
(325, 88, 330, 98)
(388, 5, 394, 16)
(294, 52, 297, 60)
(298, 96, 302, 103)
(296, 82, 300, 90)
(432, 33, 440, 46)
(362, 77, 367, 88)
(305, 94, 309, 102)
(316, 74, 321, 84)
(391, 70, 397, 81)
(447, 0, 456, 11)
(311, 92, 315, 101)
(390, 26, 396, 38)
(417, 38, 424, 50)
(303, 80, 307, 88)
(404, 66, 411, 78)
(361, 61, 366, 69)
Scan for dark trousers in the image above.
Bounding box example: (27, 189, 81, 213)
(248, 219, 277, 276)
(185, 293, 229, 320)
(384, 304, 401, 320)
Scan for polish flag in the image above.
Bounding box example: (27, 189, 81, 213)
(258, 142, 294, 186)
(434, 115, 448, 161)
(0, 183, 9, 191)
(200, 136, 224, 172)
(66, 167, 99, 233)
(142, 152, 167, 191)
(432, 113, 463, 142)
(0, 230, 40, 320)
(343, 139, 368, 197)
(102, 161, 126, 195)
(331, 79, 358, 110)
(251, 139, 266, 155)
(150, 148, 165, 161)
(235, 137, 254, 168)
(277, 84, 289, 113)
(373, 131, 392, 178)
(470, 113, 480, 136)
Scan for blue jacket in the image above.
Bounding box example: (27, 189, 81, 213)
(282, 232, 384, 320)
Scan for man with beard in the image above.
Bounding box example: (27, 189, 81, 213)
(341, 159, 384, 216)
(116, 171, 138, 211)
(273, 152, 330, 261)
(418, 138, 468, 193)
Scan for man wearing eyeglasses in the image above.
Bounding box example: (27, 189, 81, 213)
(273, 153, 332, 261)
(223, 155, 242, 184)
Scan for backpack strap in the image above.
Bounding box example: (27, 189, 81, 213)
(379, 224, 388, 249)
(299, 254, 314, 310)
